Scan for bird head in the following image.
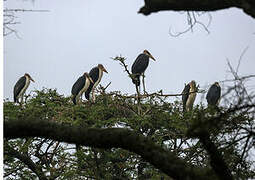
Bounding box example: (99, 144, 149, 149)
(84, 72, 94, 84)
(214, 82, 220, 87)
(189, 80, 196, 89)
(25, 73, 35, 82)
(98, 64, 108, 73)
(143, 50, 156, 61)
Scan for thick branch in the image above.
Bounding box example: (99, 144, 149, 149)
(4, 119, 217, 180)
(4, 143, 47, 180)
(139, 0, 255, 19)
(198, 132, 233, 180)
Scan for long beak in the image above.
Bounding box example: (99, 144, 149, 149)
(150, 55, 156, 61)
(103, 68, 108, 73)
(30, 78, 35, 82)
(89, 77, 94, 84)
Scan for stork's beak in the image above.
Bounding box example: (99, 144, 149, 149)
(89, 77, 94, 84)
(149, 55, 156, 61)
(103, 68, 108, 73)
(30, 78, 35, 82)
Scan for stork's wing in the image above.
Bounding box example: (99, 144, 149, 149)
(14, 76, 26, 102)
(71, 76, 85, 96)
(131, 54, 149, 74)
(206, 85, 221, 105)
(182, 84, 190, 110)
(89, 67, 99, 83)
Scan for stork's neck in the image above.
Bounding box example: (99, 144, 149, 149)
(190, 85, 196, 91)
(143, 52, 148, 57)
(98, 68, 103, 78)
(93, 68, 103, 88)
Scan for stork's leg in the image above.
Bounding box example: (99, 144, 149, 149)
(135, 84, 139, 96)
(142, 73, 147, 95)
(135, 84, 142, 115)
(92, 88, 96, 103)
(20, 94, 24, 104)
(78, 96, 81, 104)
(17, 97, 21, 105)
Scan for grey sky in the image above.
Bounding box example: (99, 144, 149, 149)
(4, 0, 255, 104)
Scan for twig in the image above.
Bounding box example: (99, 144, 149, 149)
(169, 11, 211, 37)
(236, 46, 249, 74)
(4, 9, 50, 13)
(109, 90, 204, 99)
(111, 56, 132, 77)
(219, 75, 255, 83)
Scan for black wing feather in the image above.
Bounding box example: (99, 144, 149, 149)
(131, 54, 149, 74)
(206, 84, 221, 105)
(182, 84, 190, 112)
(71, 76, 86, 105)
(72, 76, 85, 95)
(14, 76, 26, 102)
(85, 67, 99, 100)
(131, 54, 149, 85)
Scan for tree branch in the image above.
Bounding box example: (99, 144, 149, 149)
(198, 132, 233, 180)
(4, 143, 48, 180)
(4, 118, 218, 180)
(139, 0, 255, 19)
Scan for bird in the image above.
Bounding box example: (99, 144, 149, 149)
(71, 72, 94, 105)
(14, 73, 35, 103)
(85, 64, 108, 102)
(182, 80, 197, 112)
(206, 82, 221, 107)
(131, 50, 155, 93)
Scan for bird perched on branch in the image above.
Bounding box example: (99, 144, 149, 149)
(14, 73, 35, 104)
(131, 50, 155, 93)
(71, 72, 94, 105)
(182, 80, 197, 112)
(85, 64, 108, 102)
(206, 82, 221, 107)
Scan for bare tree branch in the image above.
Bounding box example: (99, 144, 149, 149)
(3, 8, 49, 37)
(169, 11, 211, 37)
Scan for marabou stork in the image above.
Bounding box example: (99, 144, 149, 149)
(182, 80, 197, 112)
(85, 64, 108, 102)
(14, 73, 35, 103)
(131, 50, 155, 93)
(71, 72, 94, 105)
(206, 82, 221, 107)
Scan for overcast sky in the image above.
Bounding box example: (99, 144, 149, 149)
(4, 0, 255, 104)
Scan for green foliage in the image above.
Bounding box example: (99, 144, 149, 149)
(4, 88, 255, 179)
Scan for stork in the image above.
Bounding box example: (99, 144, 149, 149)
(182, 80, 197, 112)
(71, 72, 94, 105)
(206, 82, 221, 107)
(85, 64, 108, 102)
(14, 73, 35, 104)
(131, 50, 155, 94)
